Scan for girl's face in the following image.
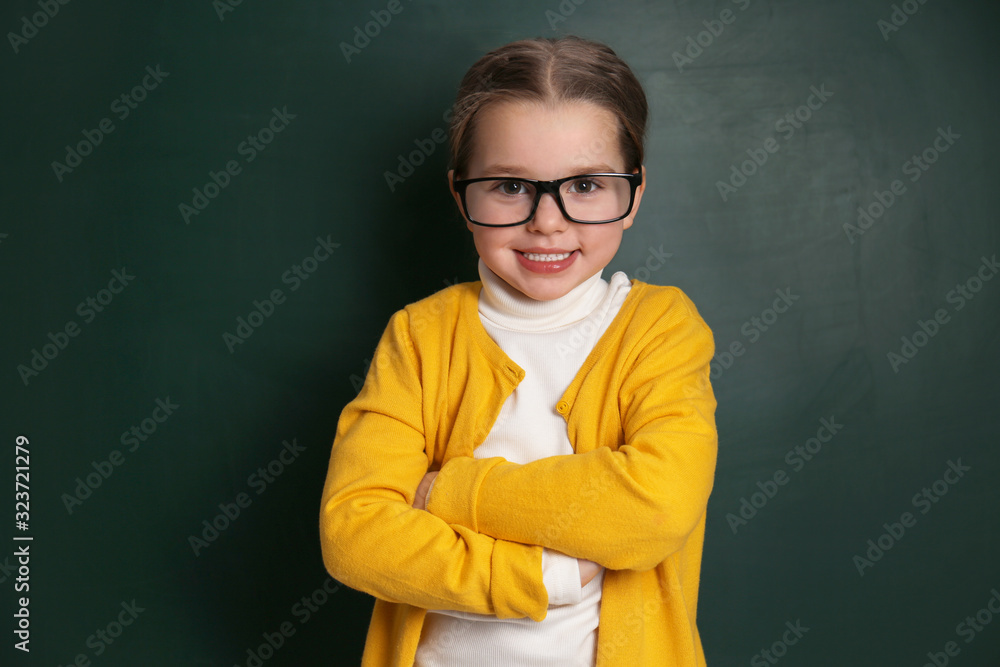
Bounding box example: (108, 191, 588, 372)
(449, 100, 644, 302)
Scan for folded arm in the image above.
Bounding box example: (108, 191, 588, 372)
(425, 307, 717, 572)
(319, 309, 549, 621)
(419, 474, 598, 607)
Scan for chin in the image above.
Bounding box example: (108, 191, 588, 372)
(488, 257, 581, 301)
(518, 279, 574, 302)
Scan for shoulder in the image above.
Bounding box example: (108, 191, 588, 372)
(621, 280, 712, 335)
(371, 281, 481, 365)
(613, 281, 716, 384)
(393, 280, 481, 339)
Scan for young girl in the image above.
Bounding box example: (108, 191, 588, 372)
(320, 36, 717, 667)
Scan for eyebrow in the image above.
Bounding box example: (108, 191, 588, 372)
(480, 164, 620, 178)
(480, 165, 523, 177)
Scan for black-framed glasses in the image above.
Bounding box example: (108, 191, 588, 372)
(452, 172, 642, 227)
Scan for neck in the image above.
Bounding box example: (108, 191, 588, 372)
(477, 258, 609, 332)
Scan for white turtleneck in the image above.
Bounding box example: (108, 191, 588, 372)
(414, 258, 632, 667)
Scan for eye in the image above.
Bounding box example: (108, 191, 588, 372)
(495, 180, 527, 196)
(567, 177, 603, 194)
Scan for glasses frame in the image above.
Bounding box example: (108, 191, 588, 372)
(452, 171, 643, 227)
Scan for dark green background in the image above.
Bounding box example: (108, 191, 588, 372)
(2, 1, 998, 665)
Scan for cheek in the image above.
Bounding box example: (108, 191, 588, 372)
(584, 227, 621, 252)
(475, 228, 516, 250)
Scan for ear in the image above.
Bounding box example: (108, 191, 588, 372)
(621, 165, 646, 231)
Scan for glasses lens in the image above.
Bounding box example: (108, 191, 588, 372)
(559, 175, 633, 223)
(465, 179, 537, 226)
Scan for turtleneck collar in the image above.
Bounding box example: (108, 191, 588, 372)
(477, 258, 610, 332)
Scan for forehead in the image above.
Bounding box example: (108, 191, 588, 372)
(468, 100, 624, 178)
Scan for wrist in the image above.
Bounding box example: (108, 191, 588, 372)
(425, 456, 505, 530)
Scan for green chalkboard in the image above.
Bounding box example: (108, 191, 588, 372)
(1, 0, 998, 664)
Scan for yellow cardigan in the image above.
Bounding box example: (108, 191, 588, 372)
(320, 278, 717, 666)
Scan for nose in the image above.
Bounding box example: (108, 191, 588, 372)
(526, 192, 570, 234)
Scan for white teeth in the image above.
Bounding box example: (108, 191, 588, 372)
(522, 251, 572, 262)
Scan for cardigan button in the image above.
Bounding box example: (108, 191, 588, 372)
(556, 401, 569, 413)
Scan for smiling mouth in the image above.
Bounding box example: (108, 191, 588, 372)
(519, 251, 573, 262)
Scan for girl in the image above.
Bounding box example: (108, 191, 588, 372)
(320, 36, 717, 666)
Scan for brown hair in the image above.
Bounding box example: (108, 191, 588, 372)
(448, 36, 648, 178)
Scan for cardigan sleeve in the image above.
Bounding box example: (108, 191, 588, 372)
(319, 308, 549, 621)
(425, 293, 717, 572)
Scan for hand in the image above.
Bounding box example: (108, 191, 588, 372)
(412, 471, 439, 511)
(578, 558, 602, 587)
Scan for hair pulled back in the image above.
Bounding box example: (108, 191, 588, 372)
(448, 36, 648, 178)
